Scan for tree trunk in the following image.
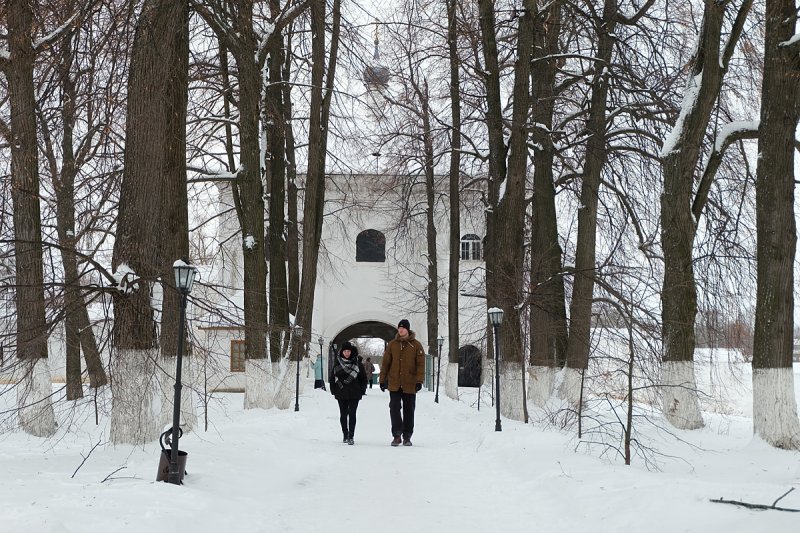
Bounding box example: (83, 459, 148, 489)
(445, 0, 461, 400)
(6, 0, 56, 437)
(42, 25, 109, 399)
(563, 0, 616, 407)
(528, 0, 568, 408)
(420, 88, 439, 376)
(479, 0, 533, 420)
(659, 2, 729, 431)
(293, 0, 340, 360)
(111, 0, 188, 444)
(266, 17, 289, 364)
(751, 0, 800, 449)
(155, 0, 193, 432)
(284, 28, 300, 315)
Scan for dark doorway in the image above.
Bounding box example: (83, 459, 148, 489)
(458, 345, 481, 387)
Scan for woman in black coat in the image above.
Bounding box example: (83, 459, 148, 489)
(330, 341, 368, 445)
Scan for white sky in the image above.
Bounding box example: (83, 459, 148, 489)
(1, 355, 799, 532)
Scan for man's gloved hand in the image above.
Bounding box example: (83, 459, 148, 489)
(415, 383, 422, 392)
(380, 382, 387, 392)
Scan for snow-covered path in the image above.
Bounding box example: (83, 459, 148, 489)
(1, 378, 799, 532)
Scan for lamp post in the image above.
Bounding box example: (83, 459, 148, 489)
(168, 260, 197, 485)
(294, 325, 304, 412)
(435, 335, 444, 403)
(318, 336, 326, 390)
(488, 307, 503, 432)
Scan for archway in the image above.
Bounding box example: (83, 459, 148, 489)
(326, 320, 397, 387)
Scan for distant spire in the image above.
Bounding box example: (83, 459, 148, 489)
(363, 18, 390, 89)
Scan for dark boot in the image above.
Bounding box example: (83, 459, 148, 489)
(391, 435, 402, 447)
(403, 437, 412, 446)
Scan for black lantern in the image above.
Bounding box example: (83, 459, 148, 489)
(487, 307, 503, 432)
(167, 259, 197, 484)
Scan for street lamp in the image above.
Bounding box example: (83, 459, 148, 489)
(488, 307, 503, 432)
(168, 259, 197, 485)
(317, 336, 326, 390)
(435, 335, 444, 403)
(294, 325, 304, 412)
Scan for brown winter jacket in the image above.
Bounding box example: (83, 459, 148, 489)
(380, 331, 425, 393)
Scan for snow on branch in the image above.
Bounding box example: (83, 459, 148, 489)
(33, 12, 80, 53)
(660, 73, 703, 158)
(780, 32, 800, 54)
(692, 120, 758, 221)
(713, 120, 759, 152)
(112, 264, 140, 295)
(187, 166, 241, 183)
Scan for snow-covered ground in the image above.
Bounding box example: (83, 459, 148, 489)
(1, 362, 799, 533)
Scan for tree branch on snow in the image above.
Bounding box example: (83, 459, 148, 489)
(710, 488, 799, 512)
(71, 438, 104, 478)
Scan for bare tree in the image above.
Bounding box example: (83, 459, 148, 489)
(526, 0, 568, 408)
(562, 0, 657, 409)
(110, 0, 189, 444)
(292, 0, 341, 359)
(192, 0, 308, 409)
(38, 15, 113, 399)
(445, 0, 462, 400)
(478, 0, 535, 421)
(2, 0, 66, 437)
(751, 0, 800, 449)
(658, 0, 751, 430)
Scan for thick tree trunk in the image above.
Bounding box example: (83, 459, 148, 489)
(7, 0, 56, 436)
(751, 0, 800, 449)
(479, 0, 533, 420)
(266, 22, 290, 364)
(111, 0, 189, 444)
(528, 0, 568, 407)
(659, 3, 729, 431)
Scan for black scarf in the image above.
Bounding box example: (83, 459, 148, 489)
(334, 355, 359, 386)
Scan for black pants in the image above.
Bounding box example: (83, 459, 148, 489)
(337, 399, 360, 438)
(389, 390, 416, 438)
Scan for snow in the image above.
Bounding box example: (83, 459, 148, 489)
(112, 264, 139, 295)
(713, 120, 759, 152)
(660, 72, 703, 158)
(781, 33, 800, 48)
(1, 362, 800, 532)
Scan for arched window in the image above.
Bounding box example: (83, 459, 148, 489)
(460, 234, 482, 261)
(356, 229, 386, 262)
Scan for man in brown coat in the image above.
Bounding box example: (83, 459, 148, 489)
(379, 319, 426, 446)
